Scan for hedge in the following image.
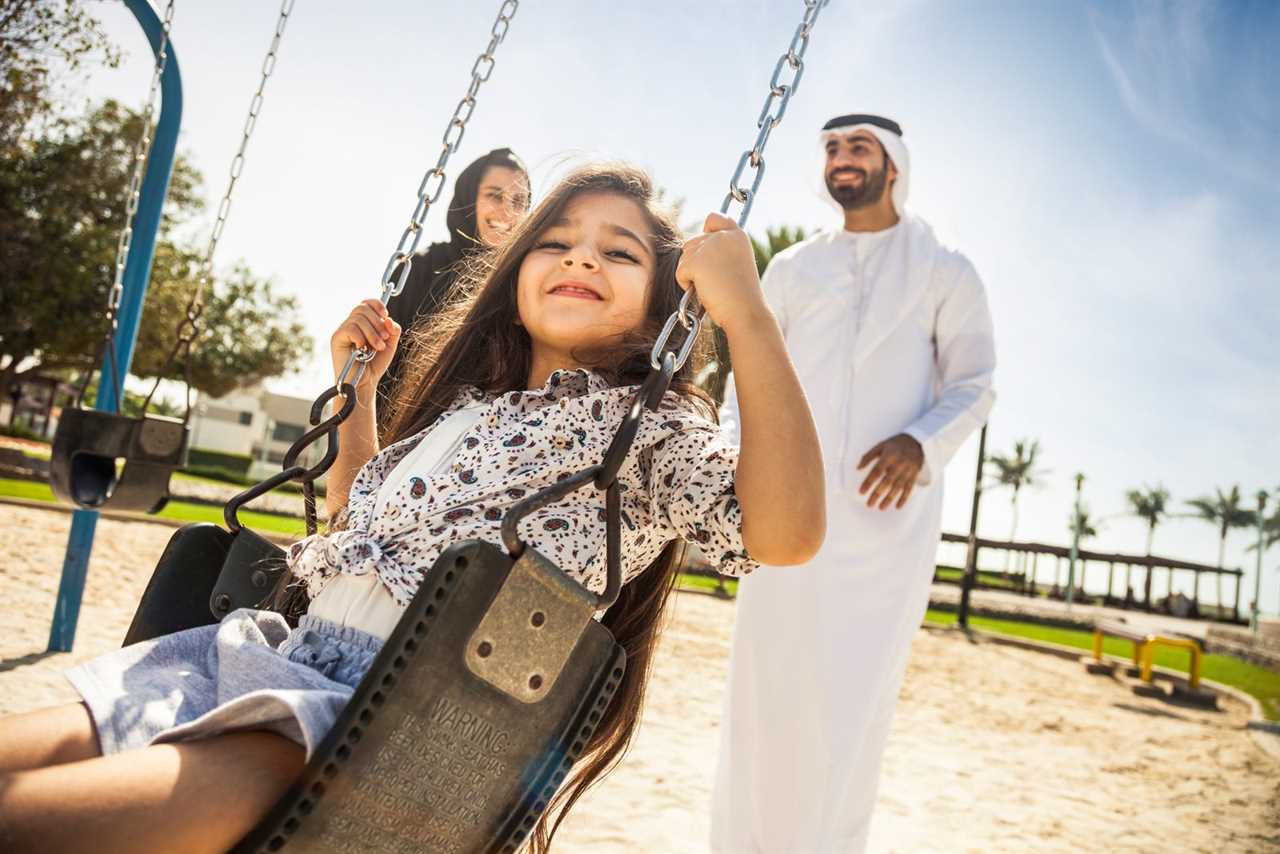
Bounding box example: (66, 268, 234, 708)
(186, 448, 254, 477)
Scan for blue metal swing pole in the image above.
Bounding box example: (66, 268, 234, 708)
(48, 0, 183, 652)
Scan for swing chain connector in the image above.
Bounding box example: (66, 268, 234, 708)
(224, 382, 356, 533)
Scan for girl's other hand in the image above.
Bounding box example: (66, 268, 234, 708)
(330, 299, 401, 389)
(674, 212, 769, 335)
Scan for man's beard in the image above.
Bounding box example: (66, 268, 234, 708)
(825, 164, 889, 211)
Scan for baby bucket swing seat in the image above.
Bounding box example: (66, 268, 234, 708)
(49, 1, 189, 515)
(120, 0, 829, 849)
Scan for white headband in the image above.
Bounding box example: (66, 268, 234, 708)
(820, 123, 910, 215)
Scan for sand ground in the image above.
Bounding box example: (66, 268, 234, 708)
(1, 503, 1276, 852)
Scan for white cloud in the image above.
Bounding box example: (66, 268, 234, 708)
(1089, 1, 1280, 191)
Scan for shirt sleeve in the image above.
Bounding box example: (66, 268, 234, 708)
(903, 257, 997, 485)
(645, 422, 758, 577)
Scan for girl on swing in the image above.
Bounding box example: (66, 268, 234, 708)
(0, 163, 825, 853)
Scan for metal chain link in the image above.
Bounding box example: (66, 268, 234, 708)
(141, 0, 295, 420)
(83, 0, 177, 409)
(339, 0, 520, 388)
(649, 0, 829, 372)
(187, 0, 296, 335)
(109, 0, 176, 322)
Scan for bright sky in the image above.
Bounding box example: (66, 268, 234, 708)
(74, 0, 1279, 613)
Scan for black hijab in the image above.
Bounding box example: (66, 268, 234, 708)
(379, 147, 528, 404)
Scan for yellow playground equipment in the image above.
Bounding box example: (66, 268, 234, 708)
(1091, 619, 1203, 690)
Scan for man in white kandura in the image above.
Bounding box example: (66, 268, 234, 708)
(711, 113, 997, 852)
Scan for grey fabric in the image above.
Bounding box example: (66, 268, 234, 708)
(66, 610, 382, 760)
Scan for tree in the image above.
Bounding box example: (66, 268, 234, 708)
(1257, 508, 1280, 552)
(1127, 484, 1170, 606)
(1247, 487, 1280, 553)
(988, 439, 1044, 570)
(0, 99, 202, 394)
(1069, 503, 1100, 541)
(1186, 485, 1255, 617)
(750, 225, 808, 277)
(2, 0, 120, 148)
(1, 98, 311, 404)
(131, 254, 313, 399)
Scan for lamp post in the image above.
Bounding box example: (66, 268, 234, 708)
(958, 423, 988, 629)
(1066, 473, 1084, 607)
(1254, 490, 1269, 636)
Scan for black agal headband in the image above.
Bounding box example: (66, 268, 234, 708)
(821, 114, 903, 138)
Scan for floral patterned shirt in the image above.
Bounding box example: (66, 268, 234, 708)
(286, 368, 757, 607)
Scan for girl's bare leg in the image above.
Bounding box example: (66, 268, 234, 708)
(0, 704, 100, 772)
(0, 730, 304, 854)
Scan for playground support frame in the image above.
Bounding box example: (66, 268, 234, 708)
(48, 0, 183, 652)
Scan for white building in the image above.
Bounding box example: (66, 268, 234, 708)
(191, 385, 324, 480)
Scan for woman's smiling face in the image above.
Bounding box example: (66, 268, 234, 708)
(516, 191, 657, 366)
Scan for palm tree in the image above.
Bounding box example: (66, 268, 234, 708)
(1247, 490, 1280, 553)
(1067, 503, 1100, 600)
(1186, 485, 1256, 619)
(750, 225, 808, 276)
(1127, 484, 1170, 607)
(988, 439, 1043, 571)
(1070, 504, 1100, 540)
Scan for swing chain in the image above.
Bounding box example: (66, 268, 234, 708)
(340, 0, 520, 390)
(649, 0, 829, 373)
(508, 1, 832, 589)
(78, 0, 177, 412)
(195, 0, 295, 298)
(139, 0, 295, 422)
(110, 0, 177, 321)
(722, 0, 826, 224)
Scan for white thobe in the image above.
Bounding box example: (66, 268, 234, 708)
(711, 216, 996, 853)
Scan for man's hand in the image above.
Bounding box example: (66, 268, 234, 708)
(857, 434, 924, 510)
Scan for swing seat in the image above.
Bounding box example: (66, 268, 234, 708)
(123, 523, 230, 644)
(50, 409, 189, 514)
(124, 532, 625, 854)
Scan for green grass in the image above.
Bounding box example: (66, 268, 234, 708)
(934, 565, 1027, 592)
(7, 472, 1275, 719)
(677, 573, 739, 597)
(0, 477, 306, 537)
(0, 477, 55, 502)
(925, 609, 1280, 721)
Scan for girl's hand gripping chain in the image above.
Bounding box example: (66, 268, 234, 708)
(330, 299, 403, 394)
(325, 299, 402, 517)
(677, 213, 827, 566)
(674, 213, 769, 337)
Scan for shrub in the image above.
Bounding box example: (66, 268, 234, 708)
(186, 448, 253, 477)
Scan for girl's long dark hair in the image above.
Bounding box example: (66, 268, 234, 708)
(381, 163, 713, 851)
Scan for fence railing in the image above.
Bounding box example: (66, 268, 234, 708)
(937, 532, 1246, 623)
(680, 534, 1247, 625)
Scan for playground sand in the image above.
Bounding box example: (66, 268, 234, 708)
(1, 502, 1276, 852)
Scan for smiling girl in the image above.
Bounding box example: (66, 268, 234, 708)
(0, 163, 824, 854)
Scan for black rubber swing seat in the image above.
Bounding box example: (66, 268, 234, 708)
(50, 408, 189, 514)
(125, 528, 625, 854)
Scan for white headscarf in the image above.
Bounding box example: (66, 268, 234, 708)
(819, 113, 910, 216)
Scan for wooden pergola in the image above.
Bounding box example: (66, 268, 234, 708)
(939, 532, 1246, 622)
